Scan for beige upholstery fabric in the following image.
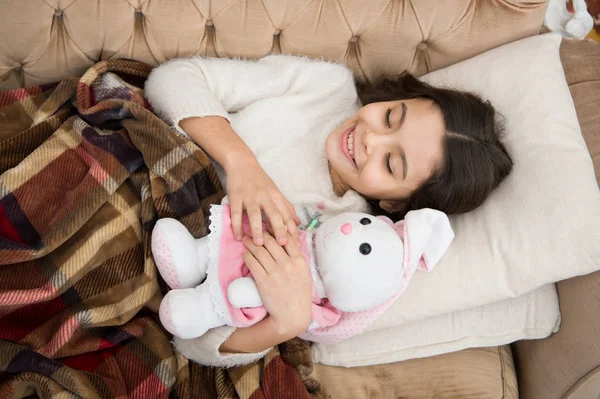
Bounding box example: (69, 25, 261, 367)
(0, 0, 548, 90)
(310, 346, 518, 399)
(562, 39, 600, 183)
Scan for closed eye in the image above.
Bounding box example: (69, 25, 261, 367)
(385, 108, 392, 128)
(386, 153, 393, 174)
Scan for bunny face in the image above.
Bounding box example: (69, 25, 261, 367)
(314, 213, 405, 312)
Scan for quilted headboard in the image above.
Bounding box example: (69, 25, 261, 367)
(0, 0, 548, 90)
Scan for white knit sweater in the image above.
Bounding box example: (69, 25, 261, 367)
(144, 54, 370, 367)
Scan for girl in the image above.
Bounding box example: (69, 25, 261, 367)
(144, 54, 512, 367)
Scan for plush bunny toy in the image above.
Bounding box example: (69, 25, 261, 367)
(152, 205, 454, 344)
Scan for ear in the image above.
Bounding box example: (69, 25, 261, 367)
(378, 199, 407, 214)
(398, 208, 454, 273)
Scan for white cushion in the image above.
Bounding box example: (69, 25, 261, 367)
(313, 284, 560, 367)
(313, 33, 599, 365)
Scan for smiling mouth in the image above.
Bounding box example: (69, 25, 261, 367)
(342, 124, 357, 167)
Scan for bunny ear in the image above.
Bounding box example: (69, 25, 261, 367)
(395, 208, 454, 273)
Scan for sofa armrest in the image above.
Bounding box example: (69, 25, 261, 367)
(512, 38, 600, 399)
(513, 272, 600, 399)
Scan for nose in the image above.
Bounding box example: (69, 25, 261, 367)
(363, 130, 386, 156)
(363, 131, 373, 156)
(340, 223, 352, 235)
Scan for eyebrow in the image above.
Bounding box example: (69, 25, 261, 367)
(400, 149, 408, 180)
(398, 103, 408, 180)
(399, 102, 407, 127)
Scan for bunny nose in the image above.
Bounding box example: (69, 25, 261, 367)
(341, 223, 352, 235)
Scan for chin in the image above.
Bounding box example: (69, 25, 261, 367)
(340, 173, 360, 193)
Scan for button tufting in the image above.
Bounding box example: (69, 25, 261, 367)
(206, 19, 214, 27)
(14, 66, 22, 73)
(54, 9, 63, 17)
(417, 42, 428, 51)
(349, 36, 359, 43)
(273, 28, 281, 36)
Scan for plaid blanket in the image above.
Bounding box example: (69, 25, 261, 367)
(0, 60, 324, 399)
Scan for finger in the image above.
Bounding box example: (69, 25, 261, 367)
(285, 200, 301, 225)
(263, 204, 288, 246)
(262, 232, 288, 264)
(286, 219, 299, 240)
(263, 222, 278, 238)
(274, 198, 298, 240)
(243, 236, 275, 272)
(247, 206, 264, 246)
(242, 249, 267, 278)
(283, 233, 302, 258)
(230, 200, 244, 241)
(264, 223, 274, 235)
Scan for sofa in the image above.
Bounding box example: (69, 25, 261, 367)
(0, 1, 599, 398)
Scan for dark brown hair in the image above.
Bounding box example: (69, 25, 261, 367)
(357, 72, 513, 220)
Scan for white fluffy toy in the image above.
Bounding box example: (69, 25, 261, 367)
(152, 205, 454, 344)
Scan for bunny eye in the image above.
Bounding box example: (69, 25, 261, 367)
(360, 218, 371, 225)
(359, 243, 372, 255)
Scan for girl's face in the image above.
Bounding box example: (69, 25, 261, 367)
(326, 98, 445, 212)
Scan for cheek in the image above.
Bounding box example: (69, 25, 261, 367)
(357, 165, 386, 194)
(325, 134, 335, 159)
(325, 133, 342, 162)
(358, 163, 409, 198)
(359, 105, 383, 125)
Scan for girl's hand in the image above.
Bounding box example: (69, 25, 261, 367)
(225, 156, 300, 246)
(179, 116, 300, 246)
(242, 232, 312, 336)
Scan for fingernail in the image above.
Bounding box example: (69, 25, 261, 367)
(278, 236, 287, 244)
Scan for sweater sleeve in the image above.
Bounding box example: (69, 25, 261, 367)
(144, 54, 354, 138)
(172, 325, 272, 368)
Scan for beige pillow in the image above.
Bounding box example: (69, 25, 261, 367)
(361, 33, 600, 330)
(312, 283, 560, 366)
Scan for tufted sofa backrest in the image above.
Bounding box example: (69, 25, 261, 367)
(0, 0, 548, 90)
